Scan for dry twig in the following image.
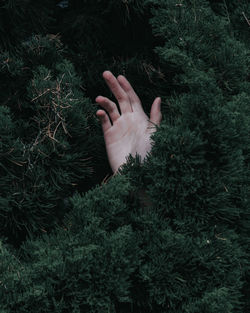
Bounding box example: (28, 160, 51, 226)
(242, 12, 250, 27)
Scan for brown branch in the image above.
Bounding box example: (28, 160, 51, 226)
(242, 12, 250, 27)
(31, 88, 50, 102)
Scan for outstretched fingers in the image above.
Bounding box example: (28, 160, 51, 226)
(96, 95, 120, 123)
(117, 75, 143, 113)
(150, 97, 162, 126)
(103, 71, 132, 114)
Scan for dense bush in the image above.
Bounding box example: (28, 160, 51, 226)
(0, 0, 249, 312)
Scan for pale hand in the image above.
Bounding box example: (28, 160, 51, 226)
(96, 71, 162, 173)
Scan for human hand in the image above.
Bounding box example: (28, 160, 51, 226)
(96, 71, 162, 173)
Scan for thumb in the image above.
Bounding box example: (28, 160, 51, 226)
(150, 97, 162, 126)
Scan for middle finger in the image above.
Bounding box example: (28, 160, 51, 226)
(103, 71, 132, 114)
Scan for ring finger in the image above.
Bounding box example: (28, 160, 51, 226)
(95, 95, 120, 123)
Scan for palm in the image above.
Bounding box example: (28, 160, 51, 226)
(104, 110, 154, 172)
(96, 71, 162, 173)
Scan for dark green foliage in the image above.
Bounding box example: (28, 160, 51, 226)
(0, 0, 249, 312)
(0, 0, 55, 49)
(0, 175, 244, 312)
(1, 176, 139, 312)
(0, 34, 103, 245)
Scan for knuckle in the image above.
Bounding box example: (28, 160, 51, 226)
(118, 94, 128, 103)
(109, 104, 115, 112)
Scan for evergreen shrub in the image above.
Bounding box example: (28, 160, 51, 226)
(0, 0, 249, 312)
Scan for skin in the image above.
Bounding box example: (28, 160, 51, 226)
(95, 70, 162, 173)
